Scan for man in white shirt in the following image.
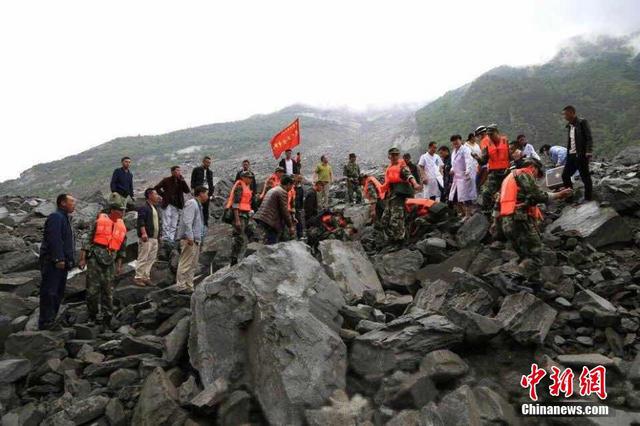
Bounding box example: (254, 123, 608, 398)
(278, 149, 299, 176)
(516, 134, 541, 160)
(418, 141, 444, 200)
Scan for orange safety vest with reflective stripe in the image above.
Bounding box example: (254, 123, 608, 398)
(92, 213, 127, 251)
(260, 173, 281, 199)
(499, 167, 543, 220)
(487, 137, 510, 170)
(362, 176, 385, 201)
(404, 198, 436, 216)
(225, 180, 252, 212)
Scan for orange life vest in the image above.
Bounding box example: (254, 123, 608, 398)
(479, 135, 490, 150)
(362, 176, 385, 201)
(499, 167, 543, 220)
(260, 173, 281, 199)
(405, 198, 436, 216)
(320, 213, 347, 232)
(486, 136, 510, 170)
(225, 180, 252, 212)
(381, 159, 409, 195)
(92, 213, 127, 251)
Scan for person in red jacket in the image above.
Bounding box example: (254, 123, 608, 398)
(477, 124, 511, 217)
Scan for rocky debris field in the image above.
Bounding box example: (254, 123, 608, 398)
(0, 157, 640, 425)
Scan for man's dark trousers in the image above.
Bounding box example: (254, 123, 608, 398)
(202, 198, 210, 226)
(562, 154, 593, 201)
(39, 261, 68, 329)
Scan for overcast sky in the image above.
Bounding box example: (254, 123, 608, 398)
(1, 0, 639, 181)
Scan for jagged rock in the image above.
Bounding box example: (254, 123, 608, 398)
(419, 349, 469, 384)
(0, 249, 39, 274)
(0, 359, 31, 384)
(156, 307, 190, 336)
(84, 354, 150, 377)
(318, 240, 384, 302)
(1, 401, 46, 426)
(556, 353, 615, 368)
(414, 246, 482, 285)
(375, 370, 438, 410)
(76, 344, 105, 364)
(409, 278, 494, 316)
(4, 331, 66, 365)
(131, 367, 188, 426)
(0, 235, 27, 253)
(373, 249, 423, 288)
(105, 398, 127, 426)
(163, 316, 190, 365)
(190, 378, 228, 410)
(305, 389, 370, 426)
(496, 292, 557, 345)
(613, 146, 640, 166)
(121, 335, 164, 357)
(374, 292, 413, 316)
(178, 376, 202, 406)
(113, 284, 155, 307)
(597, 177, 640, 214)
(548, 201, 632, 248)
(573, 289, 618, 326)
(435, 385, 519, 426)
(456, 213, 489, 248)
(0, 293, 38, 319)
(63, 370, 91, 398)
(189, 241, 346, 425)
(444, 308, 502, 343)
(64, 395, 109, 425)
(34, 202, 56, 217)
(342, 205, 370, 230)
(350, 313, 463, 377)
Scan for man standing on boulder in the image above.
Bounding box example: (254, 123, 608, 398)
(110, 157, 134, 209)
(175, 187, 208, 291)
(343, 153, 362, 204)
(154, 166, 191, 244)
(561, 105, 594, 202)
(227, 172, 255, 265)
(190, 156, 215, 226)
(38, 193, 76, 330)
(477, 124, 511, 217)
(134, 188, 161, 286)
(78, 195, 127, 327)
(380, 147, 421, 245)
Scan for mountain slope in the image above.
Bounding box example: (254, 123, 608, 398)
(0, 105, 418, 197)
(415, 33, 640, 156)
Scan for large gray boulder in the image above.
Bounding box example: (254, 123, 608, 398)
(4, 331, 66, 365)
(496, 292, 557, 345)
(408, 278, 495, 317)
(612, 146, 640, 166)
(434, 385, 519, 426)
(0, 250, 39, 274)
(456, 213, 489, 248)
(0, 293, 38, 319)
(350, 313, 463, 377)
(373, 249, 423, 288)
(189, 241, 347, 426)
(131, 367, 188, 426)
(547, 201, 632, 248)
(318, 240, 384, 302)
(596, 177, 640, 214)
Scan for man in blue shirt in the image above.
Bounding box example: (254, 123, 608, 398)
(110, 157, 134, 200)
(39, 194, 76, 330)
(539, 144, 568, 167)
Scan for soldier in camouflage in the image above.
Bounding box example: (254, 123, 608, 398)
(496, 158, 572, 276)
(380, 147, 421, 244)
(306, 210, 354, 247)
(343, 153, 362, 204)
(477, 124, 511, 217)
(229, 171, 256, 266)
(78, 195, 127, 326)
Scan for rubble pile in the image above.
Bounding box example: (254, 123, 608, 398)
(0, 158, 639, 425)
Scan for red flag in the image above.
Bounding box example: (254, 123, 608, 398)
(270, 118, 300, 159)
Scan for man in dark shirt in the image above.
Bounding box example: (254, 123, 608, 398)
(39, 194, 76, 330)
(154, 166, 191, 243)
(110, 157, 134, 201)
(304, 181, 325, 225)
(190, 156, 215, 226)
(293, 174, 305, 238)
(235, 159, 257, 193)
(562, 105, 594, 201)
(403, 153, 421, 183)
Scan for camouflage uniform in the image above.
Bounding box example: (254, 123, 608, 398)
(343, 162, 362, 203)
(306, 213, 351, 247)
(82, 212, 127, 324)
(364, 181, 384, 225)
(479, 170, 508, 216)
(380, 165, 415, 243)
(230, 184, 255, 265)
(498, 172, 549, 266)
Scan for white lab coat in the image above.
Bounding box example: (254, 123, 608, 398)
(449, 145, 477, 202)
(418, 152, 444, 200)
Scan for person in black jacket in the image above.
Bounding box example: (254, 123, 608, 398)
(279, 149, 301, 175)
(304, 181, 325, 225)
(134, 188, 162, 286)
(110, 157, 134, 200)
(293, 174, 305, 238)
(190, 156, 215, 226)
(562, 105, 594, 201)
(38, 194, 76, 330)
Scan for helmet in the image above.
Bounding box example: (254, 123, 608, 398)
(388, 147, 401, 155)
(486, 124, 499, 133)
(474, 125, 487, 136)
(522, 158, 544, 177)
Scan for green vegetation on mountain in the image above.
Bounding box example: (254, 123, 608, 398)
(415, 34, 640, 157)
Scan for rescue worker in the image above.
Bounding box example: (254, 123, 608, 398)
(380, 147, 421, 244)
(78, 195, 127, 327)
(259, 167, 285, 200)
(361, 173, 385, 224)
(304, 180, 325, 225)
(306, 209, 353, 247)
(497, 158, 572, 279)
(478, 124, 511, 217)
(228, 171, 255, 266)
(343, 153, 362, 204)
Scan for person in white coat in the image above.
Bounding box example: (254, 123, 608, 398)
(465, 133, 482, 192)
(449, 134, 477, 221)
(418, 141, 444, 200)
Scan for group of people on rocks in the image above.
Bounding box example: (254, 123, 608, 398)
(37, 104, 595, 330)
